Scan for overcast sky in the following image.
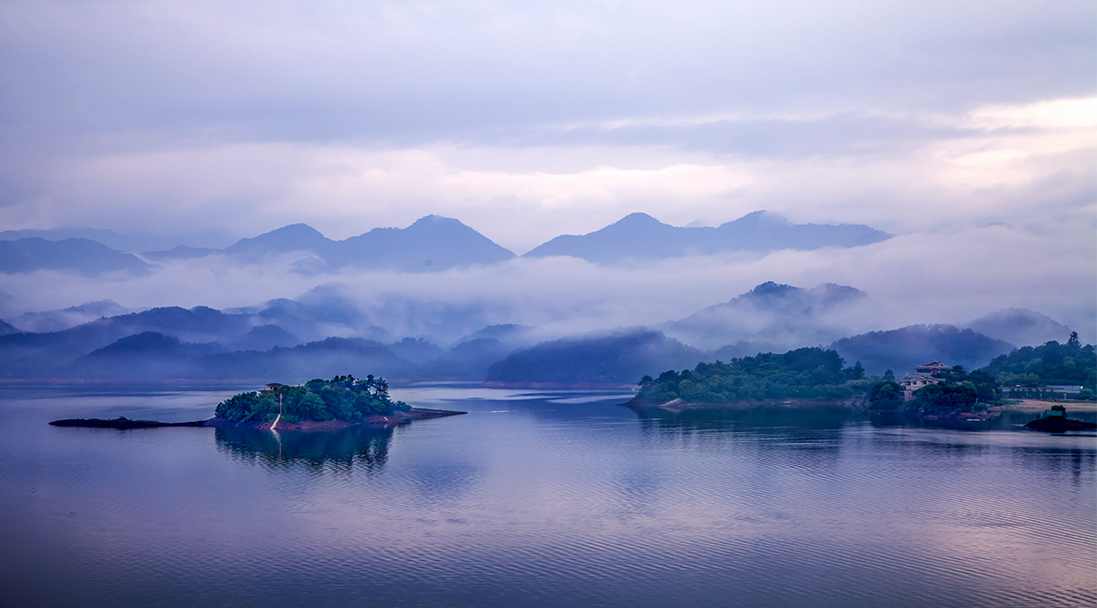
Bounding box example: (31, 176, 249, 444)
(1, 1, 1095, 251)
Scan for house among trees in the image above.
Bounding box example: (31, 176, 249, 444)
(901, 362, 948, 401)
(915, 361, 948, 374)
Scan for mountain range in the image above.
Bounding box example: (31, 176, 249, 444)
(0, 238, 152, 275)
(525, 211, 889, 263)
(1, 211, 890, 275)
(0, 227, 167, 253)
(148, 215, 516, 272)
(0, 278, 1077, 383)
(10, 300, 128, 333)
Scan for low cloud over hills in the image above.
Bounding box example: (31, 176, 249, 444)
(964, 308, 1073, 347)
(1, 277, 1079, 385)
(666, 281, 867, 351)
(831, 325, 1015, 375)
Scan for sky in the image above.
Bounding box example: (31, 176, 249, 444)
(0, 1, 1094, 339)
(0, 0, 1094, 252)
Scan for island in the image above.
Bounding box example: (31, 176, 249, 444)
(49, 374, 465, 430)
(1024, 404, 1097, 433)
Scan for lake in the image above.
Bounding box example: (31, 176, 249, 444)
(1, 384, 1094, 607)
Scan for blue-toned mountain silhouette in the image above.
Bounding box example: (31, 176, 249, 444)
(964, 308, 1072, 347)
(666, 281, 867, 351)
(831, 324, 1014, 375)
(525, 210, 889, 262)
(145, 215, 514, 272)
(0, 238, 152, 275)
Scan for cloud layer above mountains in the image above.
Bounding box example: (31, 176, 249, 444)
(0, 1, 1094, 251)
(0, 1, 1093, 346)
(2, 221, 1093, 344)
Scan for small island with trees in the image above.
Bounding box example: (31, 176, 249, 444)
(50, 373, 465, 431)
(215, 374, 463, 430)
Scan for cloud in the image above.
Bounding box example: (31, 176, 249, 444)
(3, 94, 1094, 252)
(1, 222, 1093, 344)
(0, 1, 1093, 324)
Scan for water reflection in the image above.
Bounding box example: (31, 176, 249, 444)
(631, 406, 854, 440)
(215, 424, 393, 472)
(1, 388, 1095, 608)
(1013, 447, 1097, 486)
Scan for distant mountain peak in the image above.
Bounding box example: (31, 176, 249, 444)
(525, 210, 889, 263)
(740, 281, 864, 302)
(411, 214, 458, 225)
(613, 212, 664, 227)
(743, 209, 782, 220)
(665, 280, 867, 350)
(0, 237, 152, 275)
(98, 331, 183, 353)
(832, 323, 1014, 374)
(261, 223, 325, 238)
(407, 214, 471, 231)
(966, 307, 1072, 347)
(749, 281, 797, 296)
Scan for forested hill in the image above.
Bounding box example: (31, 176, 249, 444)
(980, 333, 1096, 389)
(634, 347, 868, 404)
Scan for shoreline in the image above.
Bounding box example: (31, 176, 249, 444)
(49, 406, 466, 431)
(627, 397, 864, 412)
(1004, 399, 1097, 413)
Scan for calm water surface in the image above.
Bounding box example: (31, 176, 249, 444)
(1, 385, 1095, 607)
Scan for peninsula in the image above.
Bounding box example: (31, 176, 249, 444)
(629, 347, 869, 411)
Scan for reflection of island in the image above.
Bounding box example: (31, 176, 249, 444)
(215, 424, 394, 470)
(631, 405, 854, 433)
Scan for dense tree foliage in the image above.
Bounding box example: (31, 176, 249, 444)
(911, 382, 979, 411)
(636, 347, 868, 403)
(868, 365, 1000, 414)
(215, 374, 410, 423)
(867, 380, 904, 411)
(980, 333, 1096, 392)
